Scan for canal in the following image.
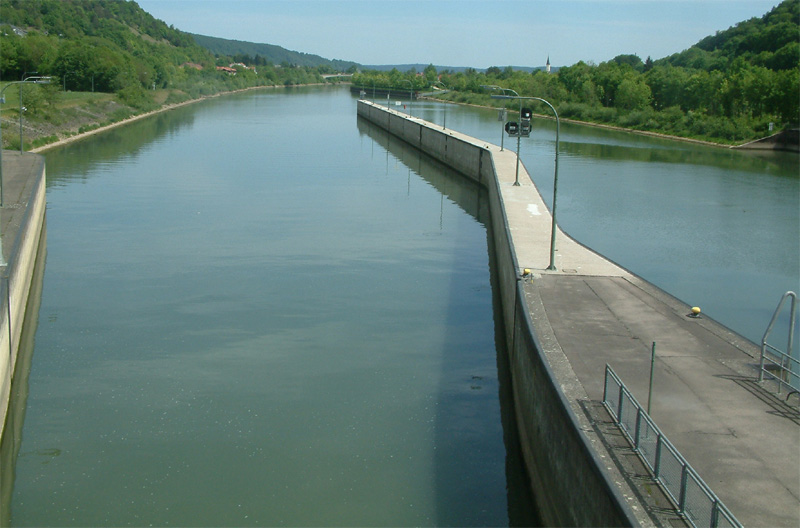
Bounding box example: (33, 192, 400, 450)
(2, 85, 798, 526)
(3, 86, 533, 527)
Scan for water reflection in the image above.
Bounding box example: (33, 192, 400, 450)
(0, 221, 46, 527)
(9, 87, 525, 526)
(557, 128, 798, 176)
(358, 115, 541, 526)
(44, 107, 198, 186)
(357, 117, 488, 223)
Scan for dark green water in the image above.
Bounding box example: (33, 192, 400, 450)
(3, 87, 535, 526)
(2, 86, 798, 526)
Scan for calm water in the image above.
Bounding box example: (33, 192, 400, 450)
(4, 87, 534, 526)
(3, 86, 799, 526)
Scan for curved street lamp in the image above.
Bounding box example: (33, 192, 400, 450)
(482, 85, 561, 271)
(482, 85, 523, 185)
(0, 76, 52, 206)
(432, 81, 450, 129)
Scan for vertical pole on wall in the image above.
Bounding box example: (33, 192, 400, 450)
(647, 342, 656, 414)
(498, 108, 506, 151)
(19, 84, 24, 153)
(5, 276, 11, 368)
(678, 465, 689, 515)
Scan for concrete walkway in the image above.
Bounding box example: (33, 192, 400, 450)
(473, 136, 800, 527)
(0, 150, 46, 441)
(0, 151, 44, 264)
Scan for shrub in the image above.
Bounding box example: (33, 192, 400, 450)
(116, 85, 157, 111)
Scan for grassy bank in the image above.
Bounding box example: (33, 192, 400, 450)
(0, 82, 162, 151)
(417, 93, 730, 148)
(423, 91, 758, 147)
(1, 82, 781, 154)
(1, 82, 342, 153)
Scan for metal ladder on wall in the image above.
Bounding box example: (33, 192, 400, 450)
(758, 291, 799, 401)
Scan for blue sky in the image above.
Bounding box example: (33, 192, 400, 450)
(135, 0, 782, 68)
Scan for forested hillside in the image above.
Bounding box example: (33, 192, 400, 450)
(0, 0, 346, 149)
(0, 0, 330, 109)
(355, 0, 799, 143)
(191, 33, 358, 73)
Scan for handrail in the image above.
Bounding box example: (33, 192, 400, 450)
(758, 291, 798, 395)
(603, 365, 742, 528)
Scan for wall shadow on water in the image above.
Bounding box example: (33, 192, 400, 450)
(357, 117, 541, 527)
(0, 219, 47, 527)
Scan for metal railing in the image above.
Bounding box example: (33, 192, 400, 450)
(759, 291, 799, 397)
(602, 365, 742, 528)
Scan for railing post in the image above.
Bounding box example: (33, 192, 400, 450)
(760, 291, 798, 390)
(603, 365, 742, 528)
(711, 499, 720, 528)
(653, 435, 662, 479)
(634, 407, 642, 450)
(678, 464, 689, 515)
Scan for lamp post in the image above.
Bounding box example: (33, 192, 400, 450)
(18, 75, 52, 153)
(482, 85, 523, 185)
(531, 97, 561, 271)
(483, 86, 561, 270)
(432, 81, 449, 129)
(20, 72, 36, 153)
(399, 79, 413, 116)
(0, 76, 52, 206)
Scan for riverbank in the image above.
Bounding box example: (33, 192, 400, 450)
(29, 83, 325, 154)
(415, 94, 734, 149)
(12, 84, 788, 152)
(18, 83, 799, 155)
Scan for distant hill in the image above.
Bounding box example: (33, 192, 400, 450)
(361, 64, 553, 73)
(0, 0, 330, 111)
(188, 37, 553, 75)
(190, 33, 358, 71)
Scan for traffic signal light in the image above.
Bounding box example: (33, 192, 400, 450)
(505, 121, 519, 137)
(520, 108, 532, 137)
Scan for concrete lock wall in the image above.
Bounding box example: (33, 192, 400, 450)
(357, 100, 633, 527)
(0, 155, 47, 441)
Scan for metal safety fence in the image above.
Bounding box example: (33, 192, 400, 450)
(759, 291, 799, 397)
(602, 365, 742, 528)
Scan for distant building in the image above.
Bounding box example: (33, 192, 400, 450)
(230, 63, 257, 75)
(182, 62, 204, 70)
(216, 66, 237, 75)
(546, 55, 551, 74)
(1, 25, 28, 37)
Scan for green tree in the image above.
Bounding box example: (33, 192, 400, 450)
(616, 77, 651, 110)
(612, 54, 644, 71)
(423, 63, 437, 84)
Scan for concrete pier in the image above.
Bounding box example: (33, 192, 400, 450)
(357, 100, 799, 527)
(0, 151, 47, 442)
